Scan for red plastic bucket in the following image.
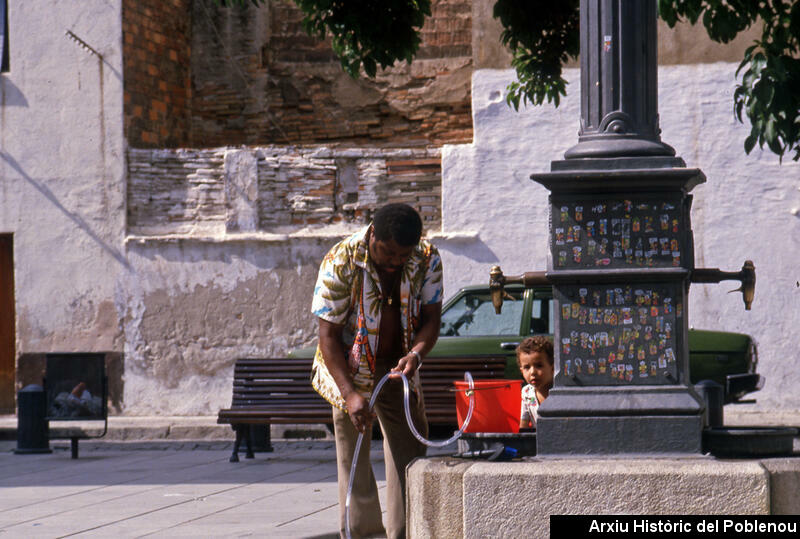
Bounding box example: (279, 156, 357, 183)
(453, 379, 522, 434)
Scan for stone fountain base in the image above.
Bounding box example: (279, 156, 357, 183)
(407, 454, 800, 538)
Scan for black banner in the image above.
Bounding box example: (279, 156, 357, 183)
(550, 515, 800, 538)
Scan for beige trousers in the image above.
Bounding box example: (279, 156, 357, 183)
(332, 368, 428, 539)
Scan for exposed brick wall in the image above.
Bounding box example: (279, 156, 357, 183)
(127, 147, 442, 236)
(123, 0, 192, 148)
(418, 0, 473, 60)
(191, 0, 472, 148)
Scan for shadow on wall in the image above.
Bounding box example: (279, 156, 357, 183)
(433, 236, 500, 265)
(0, 77, 28, 107)
(0, 152, 130, 269)
(127, 235, 334, 271)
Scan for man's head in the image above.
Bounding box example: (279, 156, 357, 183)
(369, 203, 422, 273)
(372, 203, 423, 246)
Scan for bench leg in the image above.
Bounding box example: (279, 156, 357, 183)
(230, 426, 242, 463)
(71, 437, 79, 459)
(249, 424, 274, 453)
(264, 424, 273, 453)
(243, 426, 255, 459)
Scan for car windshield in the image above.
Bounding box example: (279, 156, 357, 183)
(440, 290, 524, 337)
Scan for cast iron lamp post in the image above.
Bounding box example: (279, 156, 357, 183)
(490, 0, 754, 455)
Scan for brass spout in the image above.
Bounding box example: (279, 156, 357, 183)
(691, 260, 756, 310)
(489, 265, 550, 314)
(489, 266, 507, 314)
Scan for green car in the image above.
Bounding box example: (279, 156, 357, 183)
(291, 283, 763, 404)
(436, 284, 763, 404)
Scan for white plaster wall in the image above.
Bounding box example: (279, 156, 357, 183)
(119, 236, 332, 415)
(438, 65, 800, 411)
(0, 2, 126, 352)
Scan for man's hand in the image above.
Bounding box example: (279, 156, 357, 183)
(344, 391, 374, 434)
(389, 351, 421, 378)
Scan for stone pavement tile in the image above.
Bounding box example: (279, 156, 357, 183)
(74, 467, 345, 537)
(140, 490, 345, 539)
(3, 448, 225, 488)
(0, 477, 171, 524)
(1, 452, 238, 533)
(2, 451, 274, 514)
(0, 440, 401, 538)
(148, 479, 372, 538)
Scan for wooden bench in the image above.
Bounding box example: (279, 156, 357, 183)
(217, 355, 508, 462)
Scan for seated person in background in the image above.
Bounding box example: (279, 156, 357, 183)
(517, 336, 554, 429)
(50, 382, 103, 418)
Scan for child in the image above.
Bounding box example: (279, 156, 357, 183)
(517, 336, 554, 429)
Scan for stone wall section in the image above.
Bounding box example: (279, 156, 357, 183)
(127, 147, 442, 236)
(127, 149, 227, 235)
(258, 150, 338, 227)
(123, 0, 192, 148)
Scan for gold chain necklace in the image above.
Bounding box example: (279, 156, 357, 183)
(381, 272, 400, 307)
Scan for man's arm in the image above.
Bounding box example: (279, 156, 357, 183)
(318, 318, 374, 433)
(390, 301, 442, 377)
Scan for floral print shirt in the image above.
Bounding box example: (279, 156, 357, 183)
(310, 225, 443, 411)
(520, 383, 540, 428)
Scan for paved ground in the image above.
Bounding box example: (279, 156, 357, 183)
(1, 439, 349, 538)
(0, 423, 458, 539)
(1, 408, 798, 538)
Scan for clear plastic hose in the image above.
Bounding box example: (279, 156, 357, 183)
(345, 371, 475, 539)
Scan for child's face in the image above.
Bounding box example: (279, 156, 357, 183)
(518, 351, 554, 389)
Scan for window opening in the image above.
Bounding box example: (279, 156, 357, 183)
(440, 290, 524, 337)
(530, 298, 552, 334)
(0, 235, 15, 412)
(1, 0, 8, 72)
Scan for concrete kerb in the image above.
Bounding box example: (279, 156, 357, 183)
(0, 415, 332, 443)
(2, 408, 797, 442)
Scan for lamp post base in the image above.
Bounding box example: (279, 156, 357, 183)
(537, 415, 703, 456)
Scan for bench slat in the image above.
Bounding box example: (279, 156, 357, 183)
(219, 355, 515, 427)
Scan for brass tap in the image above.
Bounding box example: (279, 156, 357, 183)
(489, 266, 509, 314)
(489, 265, 550, 314)
(691, 260, 756, 310)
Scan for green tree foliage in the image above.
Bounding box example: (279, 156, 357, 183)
(294, 0, 430, 77)
(660, 1, 800, 161)
(493, 0, 579, 110)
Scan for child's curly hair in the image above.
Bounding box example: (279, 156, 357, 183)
(515, 336, 554, 368)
